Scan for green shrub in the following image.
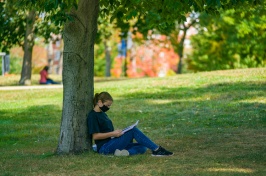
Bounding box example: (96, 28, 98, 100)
(9, 56, 22, 74)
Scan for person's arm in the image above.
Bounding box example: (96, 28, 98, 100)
(93, 130, 123, 140)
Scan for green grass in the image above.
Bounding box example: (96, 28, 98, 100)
(0, 68, 265, 176)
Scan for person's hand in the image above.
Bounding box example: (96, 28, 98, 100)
(112, 130, 124, 137)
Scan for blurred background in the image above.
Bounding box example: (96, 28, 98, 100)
(1, 2, 265, 79)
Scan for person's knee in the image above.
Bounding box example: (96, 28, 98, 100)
(132, 127, 140, 132)
(139, 146, 147, 154)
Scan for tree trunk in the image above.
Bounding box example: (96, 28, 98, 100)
(56, 0, 99, 154)
(177, 29, 186, 74)
(104, 40, 111, 77)
(19, 10, 36, 85)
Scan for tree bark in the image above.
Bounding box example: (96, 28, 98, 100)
(57, 0, 99, 154)
(19, 10, 36, 85)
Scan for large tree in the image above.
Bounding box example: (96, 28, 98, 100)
(95, 16, 118, 77)
(56, 0, 98, 154)
(19, 9, 36, 85)
(10, 0, 262, 154)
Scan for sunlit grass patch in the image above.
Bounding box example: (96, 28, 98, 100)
(207, 167, 254, 174)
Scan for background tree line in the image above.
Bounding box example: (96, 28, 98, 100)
(1, 1, 265, 78)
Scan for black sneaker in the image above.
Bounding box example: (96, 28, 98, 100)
(152, 146, 173, 156)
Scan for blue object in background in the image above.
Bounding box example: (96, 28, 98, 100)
(118, 39, 127, 57)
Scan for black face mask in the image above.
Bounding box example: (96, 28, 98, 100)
(100, 105, 110, 112)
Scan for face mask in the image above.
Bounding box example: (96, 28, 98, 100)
(100, 105, 110, 112)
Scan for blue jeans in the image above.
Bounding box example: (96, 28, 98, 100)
(40, 79, 60, 84)
(99, 127, 159, 155)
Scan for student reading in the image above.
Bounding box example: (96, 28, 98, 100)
(87, 92, 173, 156)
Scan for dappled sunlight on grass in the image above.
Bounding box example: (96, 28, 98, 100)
(207, 167, 254, 173)
(143, 99, 177, 105)
(238, 97, 266, 104)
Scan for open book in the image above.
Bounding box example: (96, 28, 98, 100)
(122, 120, 139, 133)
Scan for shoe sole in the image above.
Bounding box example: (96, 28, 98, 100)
(114, 149, 129, 156)
(151, 154, 174, 157)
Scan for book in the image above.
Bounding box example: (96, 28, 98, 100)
(122, 120, 139, 133)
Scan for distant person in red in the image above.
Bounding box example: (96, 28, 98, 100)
(39, 66, 60, 84)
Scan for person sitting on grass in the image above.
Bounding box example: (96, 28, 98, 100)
(39, 66, 60, 84)
(87, 91, 173, 156)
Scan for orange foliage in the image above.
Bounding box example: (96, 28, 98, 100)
(112, 34, 179, 78)
(111, 56, 124, 78)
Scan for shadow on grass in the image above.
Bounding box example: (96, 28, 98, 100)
(0, 105, 61, 145)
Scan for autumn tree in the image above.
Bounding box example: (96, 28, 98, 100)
(95, 16, 128, 77)
(169, 13, 198, 74)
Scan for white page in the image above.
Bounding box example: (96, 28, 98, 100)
(122, 120, 139, 133)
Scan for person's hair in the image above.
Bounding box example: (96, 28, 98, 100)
(44, 66, 49, 71)
(93, 92, 113, 107)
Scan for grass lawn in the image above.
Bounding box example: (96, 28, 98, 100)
(0, 68, 265, 176)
